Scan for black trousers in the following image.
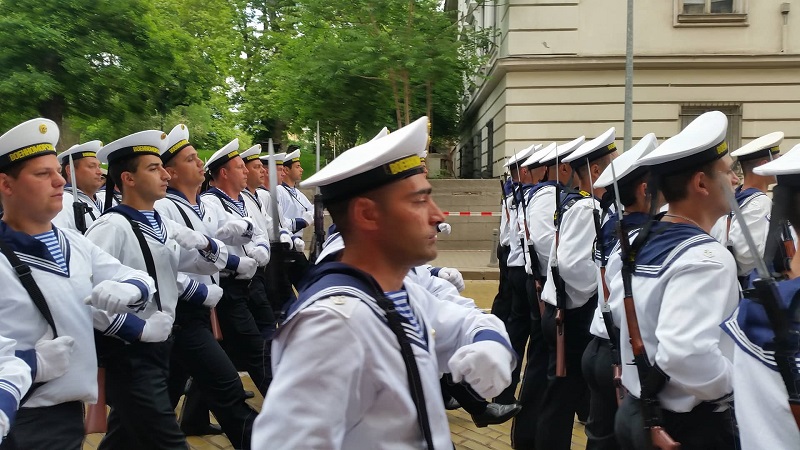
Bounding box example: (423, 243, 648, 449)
(285, 250, 310, 290)
(264, 254, 295, 316)
(581, 337, 620, 450)
(495, 265, 530, 404)
(0, 401, 84, 450)
(97, 337, 187, 450)
(536, 298, 596, 450)
(615, 395, 737, 450)
(440, 373, 488, 415)
(490, 244, 512, 322)
(167, 301, 257, 450)
(511, 276, 549, 449)
(248, 269, 277, 340)
(217, 277, 270, 396)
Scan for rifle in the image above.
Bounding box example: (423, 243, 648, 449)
(309, 192, 325, 264)
(551, 150, 567, 378)
(68, 154, 88, 234)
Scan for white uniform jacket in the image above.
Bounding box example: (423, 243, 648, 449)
(276, 182, 314, 237)
(541, 194, 601, 309)
(710, 187, 770, 278)
(0, 222, 154, 407)
(618, 221, 738, 413)
(86, 205, 227, 337)
(52, 186, 103, 232)
(253, 264, 513, 449)
(201, 188, 270, 272)
(525, 182, 558, 278)
(499, 180, 514, 247)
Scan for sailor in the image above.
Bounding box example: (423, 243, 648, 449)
(252, 116, 515, 449)
(257, 151, 297, 313)
(614, 111, 739, 449)
(0, 119, 157, 450)
(582, 133, 659, 450)
(317, 230, 522, 429)
(275, 145, 314, 285)
(153, 124, 260, 447)
(52, 141, 104, 232)
(200, 140, 272, 396)
(490, 145, 535, 406)
(86, 129, 230, 450)
(721, 142, 800, 449)
(533, 132, 614, 449)
(710, 131, 783, 286)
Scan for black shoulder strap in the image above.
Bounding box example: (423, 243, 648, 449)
(110, 211, 163, 312)
(0, 237, 58, 337)
(169, 199, 194, 230)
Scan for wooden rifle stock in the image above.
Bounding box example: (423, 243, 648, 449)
(624, 294, 646, 358)
(555, 308, 566, 377)
(210, 307, 223, 341)
(650, 426, 681, 450)
(85, 368, 107, 434)
(612, 364, 624, 406)
(791, 402, 800, 429)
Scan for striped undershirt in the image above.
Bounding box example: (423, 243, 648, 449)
(32, 230, 67, 272)
(385, 290, 422, 337)
(141, 210, 166, 242)
(191, 204, 201, 216)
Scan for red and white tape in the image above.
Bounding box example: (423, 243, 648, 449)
(442, 211, 501, 217)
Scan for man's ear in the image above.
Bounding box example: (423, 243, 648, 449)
(0, 174, 12, 197)
(693, 170, 712, 198)
(349, 196, 380, 232)
(120, 171, 136, 189)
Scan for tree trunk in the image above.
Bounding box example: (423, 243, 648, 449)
(402, 70, 411, 126)
(38, 95, 66, 150)
(389, 69, 403, 129)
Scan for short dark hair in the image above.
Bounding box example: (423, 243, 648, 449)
(618, 172, 648, 208)
(108, 156, 143, 194)
(657, 161, 716, 203)
(325, 198, 350, 237)
(0, 161, 25, 178)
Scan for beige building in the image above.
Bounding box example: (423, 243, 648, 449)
(449, 0, 800, 178)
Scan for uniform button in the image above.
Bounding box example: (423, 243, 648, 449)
(430, 328, 436, 338)
(333, 297, 346, 305)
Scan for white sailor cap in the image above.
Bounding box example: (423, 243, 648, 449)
(58, 140, 103, 165)
(370, 127, 390, 142)
(301, 116, 428, 203)
(282, 148, 301, 166)
(730, 131, 783, 162)
(0, 118, 59, 171)
(638, 111, 728, 175)
(754, 143, 800, 186)
(161, 124, 192, 164)
(97, 130, 167, 164)
(259, 152, 286, 164)
(537, 136, 585, 167)
(504, 145, 537, 169)
(594, 133, 658, 189)
(240, 144, 262, 163)
(521, 144, 549, 169)
(204, 139, 240, 172)
(564, 127, 617, 168)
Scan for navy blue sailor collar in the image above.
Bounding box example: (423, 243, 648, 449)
(166, 186, 205, 219)
(0, 221, 71, 277)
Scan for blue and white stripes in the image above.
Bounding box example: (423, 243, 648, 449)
(31, 230, 67, 273)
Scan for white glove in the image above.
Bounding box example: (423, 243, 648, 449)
(279, 230, 293, 248)
(302, 210, 314, 225)
(203, 285, 223, 308)
(140, 311, 173, 343)
(438, 267, 465, 292)
(84, 280, 145, 314)
(249, 245, 270, 266)
(235, 256, 258, 279)
(437, 222, 452, 235)
(174, 228, 210, 250)
(293, 237, 306, 253)
(448, 341, 514, 399)
(216, 218, 252, 243)
(34, 335, 75, 383)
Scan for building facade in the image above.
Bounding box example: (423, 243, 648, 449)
(450, 0, 800, 178)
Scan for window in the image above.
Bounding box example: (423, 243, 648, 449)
(675, 0, 747, 26)
(679, 104, 742, 151)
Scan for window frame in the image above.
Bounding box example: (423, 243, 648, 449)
(674, 0, 748, 27)
(679, 103, 743, 152)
